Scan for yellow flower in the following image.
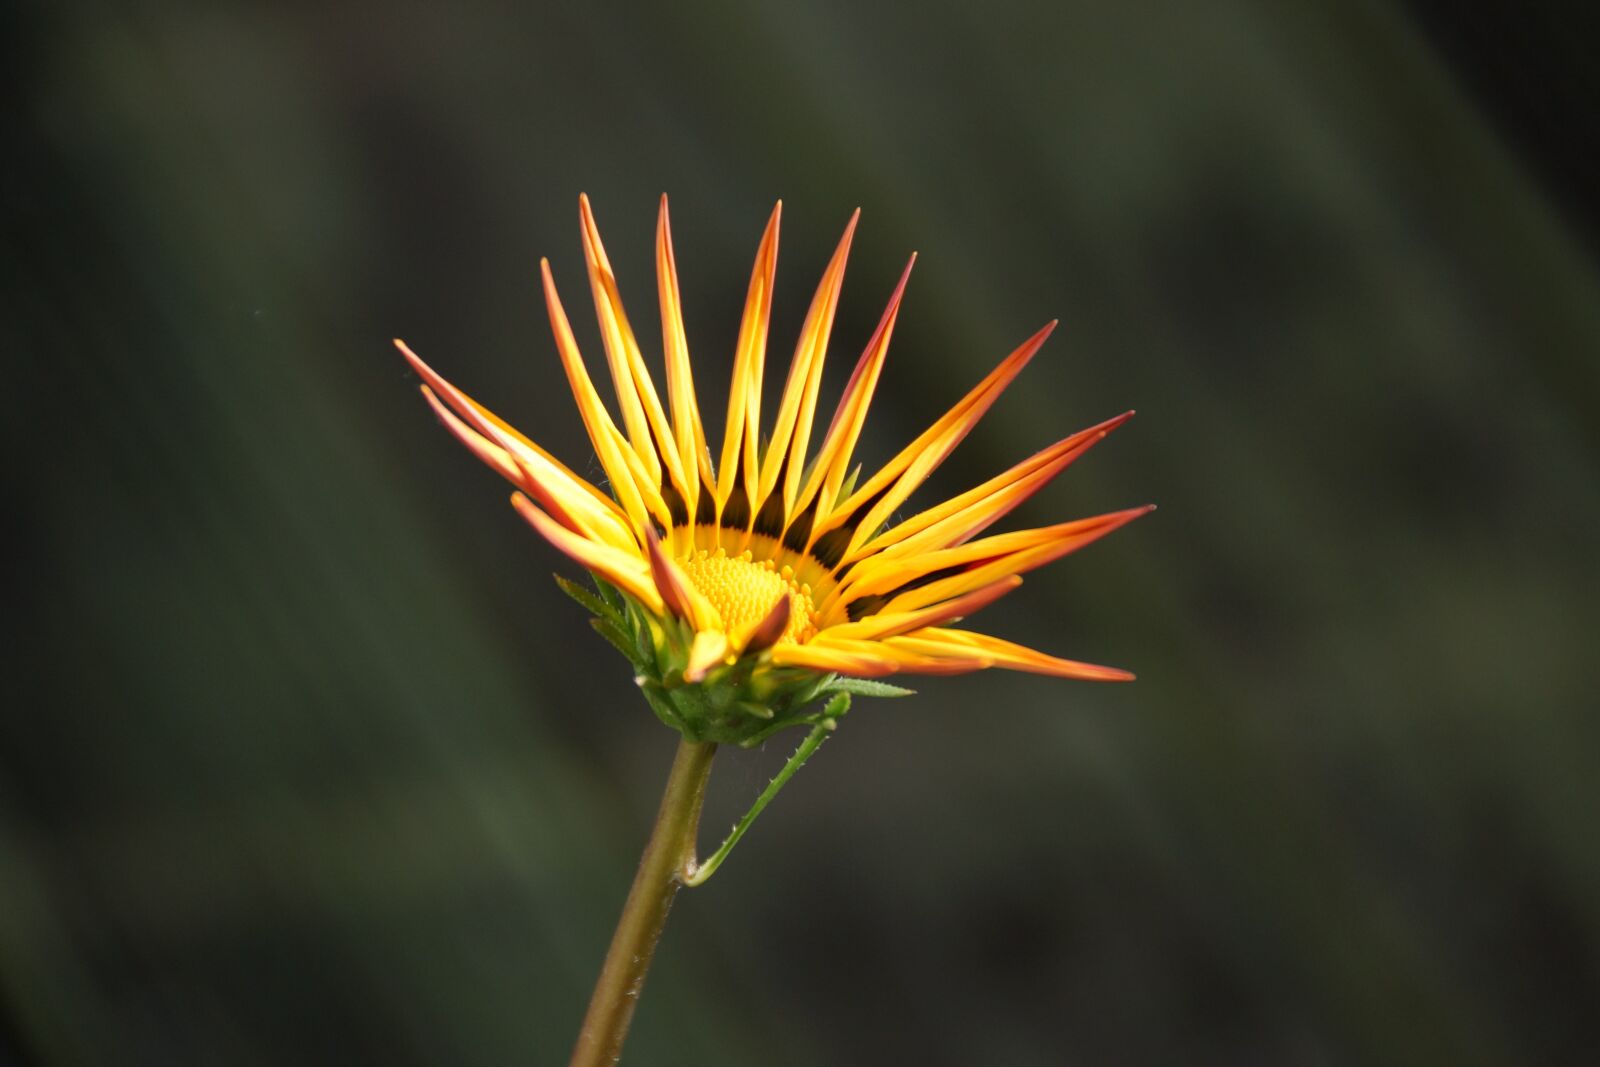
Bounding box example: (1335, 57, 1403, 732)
(399, 195, 1147, 739)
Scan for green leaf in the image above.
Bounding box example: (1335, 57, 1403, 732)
(592, 574, 626, 612)
(554, 574, 616, 621)
(826, 677, 916, 699)
(590, 616, 642, 665)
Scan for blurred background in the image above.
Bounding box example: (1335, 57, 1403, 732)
(7, 1, 1600, 1064)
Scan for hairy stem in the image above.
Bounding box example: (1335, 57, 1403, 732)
(685, 720, 834, 887)
(567, 739, 716, 1067)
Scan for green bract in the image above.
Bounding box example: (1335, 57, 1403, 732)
(557, 574, 913, 745)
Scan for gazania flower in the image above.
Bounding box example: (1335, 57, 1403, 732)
(398, 195, 1148, 744)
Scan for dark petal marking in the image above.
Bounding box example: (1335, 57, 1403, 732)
(809, 482, 894, 571)
(721, 474, 751, 531)
(661, 481, 690, 528)
(753, 487, 787, 540)
(781, 498, 816, 554)
(695, 481, 718, 525)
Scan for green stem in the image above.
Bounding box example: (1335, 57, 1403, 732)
(567, 739, 716, 1067)
(685, 721, 833, 888)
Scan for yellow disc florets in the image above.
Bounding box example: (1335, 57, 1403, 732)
(680, 547, 818, 645)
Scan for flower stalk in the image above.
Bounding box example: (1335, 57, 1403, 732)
(567, 739, 716, 1067)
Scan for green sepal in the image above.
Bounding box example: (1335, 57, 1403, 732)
(591, 616, 643, 666)
(574, 571, 913, 746)
(825, 677, 916, 699)
(555, 574, 619, 622)
(593, 574, 626, 613)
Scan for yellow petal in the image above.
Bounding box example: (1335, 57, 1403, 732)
(684, 629, 731, 682)
(580, 194, 692, 509)
(656, 195, 712, 514)
(790, 254, 916, 534)
(397, 339, 622, 515)
(827, 505, 1149, 620)
(890, 628, 1135, 681)
(399, 341, 637, 551)
(717, 202, 781, 513)
(421, 386, 604, 540)
(821, 321, 1056, 561)
(842, 411, 1134, 566)
(811, 575, 1020, 642)
(509, 493, 662, 613)
(419, 385, 522, 484)
(768, 641, 901, 677)
(876, 508, 1152, 617)
(540, 259, 673, 534)
(774, 636, 989, 677)
(759, 209, 859, 518)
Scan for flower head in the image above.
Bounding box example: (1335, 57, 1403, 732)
(399, 195, 1148, 743)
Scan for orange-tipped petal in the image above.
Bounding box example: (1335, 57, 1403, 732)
(773, 636, 990, 677)
(813, 575, 1021, 642)
(540, 260, 673, 534)
(419, 385, 523, 485)
(579, 195, 691, 504)
(760, 209, 859, 515)
(879, 506, 1154, 615)
(768, 641, 904, 677)
(823, 321, 1057, 559)
(399, 341, 637, 551)
(509, 493, 661, 612)
(717, 202, 781, 511)
(829, 503, 1150, 617)
(578, 194, 659, 485)
(396, 339, 621, 513)
(656, 195, 712, 509)
(791, 254, 916, 528)
(420, 385, 602, 543)
(844, 411, 1135, 565)
(891, 628, 1136, 682)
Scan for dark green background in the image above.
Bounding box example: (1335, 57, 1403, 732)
(8, 2, 1599, 1064)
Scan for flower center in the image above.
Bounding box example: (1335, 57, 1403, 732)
(680, 547, 818, 645)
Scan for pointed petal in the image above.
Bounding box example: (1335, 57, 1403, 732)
(540, 260, 672, 534)
(879, 506, 1154, 615)
(773, 636, 989, 677)
(842, 412, 1133, 566)
(420, 386, 594, 537)
(813, 575, 1020, 642)
(509, 493, 662, 612)
(790, 254, 916, 530)
(657, 195, 712, 510)
(821, 321, 1056, 559)
(717, 202, 781, 511)
(397, 339, 623, 518)
(829, 501, 1149, 616)
(891, 628, 1135, 681)
(398, 341, 636, 550)
(768, 641, 903, 677)
(759, 209, 859, 515)
(580, 194, 692, 505)
(419, 385, 522, 484)
(577, 194, 659, 485)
